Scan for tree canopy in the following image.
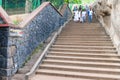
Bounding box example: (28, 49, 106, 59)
(64, 0, 95, 4)
(64, 0, 82, 4)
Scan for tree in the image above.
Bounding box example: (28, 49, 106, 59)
(64, 0, 82, 4)
(12, 0, 19, 8)
(64, 0, 69, 3)
(25, 0, 43, 13)
(25, 0, 32, 13)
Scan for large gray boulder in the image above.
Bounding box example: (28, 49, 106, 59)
(93, 0, 120, 54)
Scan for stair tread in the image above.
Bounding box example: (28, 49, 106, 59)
(55, 42, 112, 44)
(57, 38, 110, 40)
(46, 55, 120, 62)
(49, 51, 118, 55)
(31, 74, 93, 80)
(36, 69, 120, 79)
(54, 43, 113, 45)
(58, 36, 109, 38)
(52, 45, 115, 48)
(43, 59, 120, 67)
(52, 45, 115, 49)
(49, 48, 117, 53)
(57, 37, 109, 39)
(40, 64, 120, 73)
(55, 41, 112, 43)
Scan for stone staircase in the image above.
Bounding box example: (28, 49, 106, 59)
(31, 21, 120, 80)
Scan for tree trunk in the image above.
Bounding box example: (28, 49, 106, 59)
(25, 0, 32, 13)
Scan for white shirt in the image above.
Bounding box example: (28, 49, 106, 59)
(82, 11, 86, 17)
(89, 10, 93, 16)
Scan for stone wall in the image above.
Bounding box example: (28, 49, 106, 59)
(59, 4, 72, 25)
(93, 0, 120, 54)
(0, 2, 72, 79)
(0, 6, 15, 80)
(0, 27, 10, 79)
(7, 2, 72, 79)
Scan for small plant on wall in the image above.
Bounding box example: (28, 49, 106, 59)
(13, 16, 23, 25)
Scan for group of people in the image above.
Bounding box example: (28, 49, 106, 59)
(73, 5, 93, 23)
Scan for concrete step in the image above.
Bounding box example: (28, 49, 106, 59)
(56, 38, 111, 41)
(40, 64, 120, 75)
(60, 30, 105, 33)
(30, 74, 93, 80)
(59, 35, 109, 37)
(60, 33, 107, 36)
(63, 27, 104, 29)
(57, 37, 110, 39)
(62, 28, 104, 29)
(57, 38, 111, 41)
(49, 50, 116, 54)
(62, 29, 105, 31)
(36, 69, 120, 80)
(61, 31, 106, 34)
(52, 45, 115, 50)
(61, 32, 106, 34)
(57, 39, 110, 42)
(62, 31, 105, 33)
(63, 29, 104, 30)
(49, 48, 117, 53)
(43, 59, 120, 68)
(58, 35, 110, 38)
(55, 40, 112, 43)
(60, 34, 109, 37)
(53, 44, 114, 48)
(46, 55, 120, 63)
(54, 42, 113, 46)
(48, 52, 119, 58)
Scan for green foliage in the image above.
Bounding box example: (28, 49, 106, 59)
(12, 0, 19, 3)
(82, 0, 95, 4)
(64, 0, 82, 4)
(13, 20, 20, 25)
(32, 0, 41, 10)
(13, 16, 23, 25)
(64, 0, 94, 4)
(22, 43, 43, 67)
(3, 0, 25, 9)
(32, 43, 43, 54)
(46, 0, 64, 9)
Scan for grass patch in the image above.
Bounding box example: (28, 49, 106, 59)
(32, 43, 44, 55)
(13, 16, 23, 25)
(22, 43, 44, 67)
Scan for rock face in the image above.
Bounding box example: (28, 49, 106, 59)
(93, 0, 120, 54)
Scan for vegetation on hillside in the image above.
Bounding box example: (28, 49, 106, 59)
(64, 0, 82, 4)
(64, 0, 94, 4)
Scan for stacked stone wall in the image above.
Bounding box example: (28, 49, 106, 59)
(0, 2, 72, 79)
